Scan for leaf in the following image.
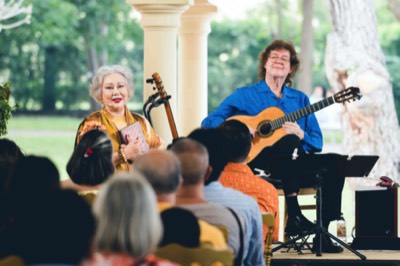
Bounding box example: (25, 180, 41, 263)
(0, 82, 17, 136)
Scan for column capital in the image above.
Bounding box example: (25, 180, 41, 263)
(128, 0, 194, 27)
(180, 0, 218, 34)
(182, 0, 218, 17)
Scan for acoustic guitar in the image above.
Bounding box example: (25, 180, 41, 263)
(228, 87, 362, 163)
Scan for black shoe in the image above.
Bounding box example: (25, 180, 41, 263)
(312, 235, 344, 253)
(285, 214, 315, 236)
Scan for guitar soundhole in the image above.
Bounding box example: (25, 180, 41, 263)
(257, 120, 273, 138)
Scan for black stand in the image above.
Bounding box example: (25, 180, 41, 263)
(271, 153, 379, 260)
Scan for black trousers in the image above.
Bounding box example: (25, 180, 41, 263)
(248, 135, 345, 223)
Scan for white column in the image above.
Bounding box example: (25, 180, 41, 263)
(178, 0, 217, 136)
(128, 0, 193, 145)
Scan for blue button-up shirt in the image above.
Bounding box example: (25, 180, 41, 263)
(204, 181, 265, 266)
(201, 80, 323, 152)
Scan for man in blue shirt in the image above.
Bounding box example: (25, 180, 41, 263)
(202, 40, 344, 253)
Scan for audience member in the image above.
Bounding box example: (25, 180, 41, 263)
(0, 155, 61, 258)
(85, 171, 177, 266)
(160, 207, 200, 248)
(7, 155, 60, 213)
(188, 128, 266, 266)
(219, 120, 280, 242)
(0, 138, 24, 158)
(0, 138, 24, 200)
(0, 138, 24, 258)
(64, 129, 114, 195)
(169, 139, 243, 265)
(134, 150, 227, 250)
(14, 189, 95, 265)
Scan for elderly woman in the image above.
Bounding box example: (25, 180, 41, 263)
(75, 65, 162, 171)
(84, 171, 177, 266)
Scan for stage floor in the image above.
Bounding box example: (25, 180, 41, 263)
(271, 246, 400, 266)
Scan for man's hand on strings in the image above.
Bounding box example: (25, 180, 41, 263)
(283, 121, 304, 140)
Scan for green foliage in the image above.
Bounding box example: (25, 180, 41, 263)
(375, 0, 400, 119)
(208, 18, 271, 112)
(0, 0, 399, 120)
(207, 0, 334, 112)
(0, 82, 15, 136)
(0, 0, 145, 112)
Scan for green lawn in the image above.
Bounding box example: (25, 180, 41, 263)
(5, 115, 82, 180)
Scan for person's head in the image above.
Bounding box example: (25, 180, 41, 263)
(8, 155, 60, 214)
(0, 138, 24, 159)
(257, 40, 300, 87)
(169, 138, 210, 186)
(219, 120, 252, 163)
(0, 138, 24, 202)
(187, 128, 229, 185)
(89, 65, 135, 107)
(17, 189, 95, 265)
(134, 150, 181, 195)
(160, 207, 200, 248)
(93, 171, 162, 258)
(67, 129, 114, 186)
(10, 155, 60, 194)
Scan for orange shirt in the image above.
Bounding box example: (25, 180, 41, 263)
(220, 162, 280, 242)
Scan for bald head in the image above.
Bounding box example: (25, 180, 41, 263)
(169, 138, 209, 186)
(133, 150, 181, 195)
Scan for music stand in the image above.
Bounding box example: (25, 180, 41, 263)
(271, 153, 379, 260)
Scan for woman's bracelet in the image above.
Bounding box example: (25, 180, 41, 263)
(118, 147, 128, 164)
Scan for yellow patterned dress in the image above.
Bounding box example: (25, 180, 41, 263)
(75, 106, 162, 171)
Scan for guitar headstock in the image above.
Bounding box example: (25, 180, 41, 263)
(334, 87, 362, 104)
(152, 72, 167, 99)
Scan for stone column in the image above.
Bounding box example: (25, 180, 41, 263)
(128, 0, 193, 145)
(178, 0, 217, 136)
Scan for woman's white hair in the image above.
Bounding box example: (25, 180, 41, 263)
(89, 65, 135, 105)
(93, 170, 162, 257)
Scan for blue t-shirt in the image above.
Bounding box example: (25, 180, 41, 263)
(201, 80, 323, 152)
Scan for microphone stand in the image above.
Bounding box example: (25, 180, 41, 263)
(146, 98, 169, 127)
(143, 92, 159, 124)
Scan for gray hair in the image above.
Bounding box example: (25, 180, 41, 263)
(89, 65, 135, 104)
(134, 150, 181, 195)
(170, 138, 209, 185)
(93, 170, 162, 257)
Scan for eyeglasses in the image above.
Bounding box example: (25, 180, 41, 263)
(269, 54, 290, 64)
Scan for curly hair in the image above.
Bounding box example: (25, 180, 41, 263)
(89, 65, 135, 104)
(257, 40, 300, 87)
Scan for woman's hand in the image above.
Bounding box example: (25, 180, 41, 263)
(282, 121, 304, 140)
(122, 134, 141, 161)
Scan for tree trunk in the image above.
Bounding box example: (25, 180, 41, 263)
(326, 0, 400, 182)
(297, 0, 313, 94)
(43, 46, 57, 112)
(388, 0, 400, 20)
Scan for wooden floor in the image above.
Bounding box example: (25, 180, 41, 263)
(271, 244, 400, 266)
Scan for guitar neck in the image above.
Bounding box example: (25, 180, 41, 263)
(164, 101, 179, 139)
(271, 96, 335, 129)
